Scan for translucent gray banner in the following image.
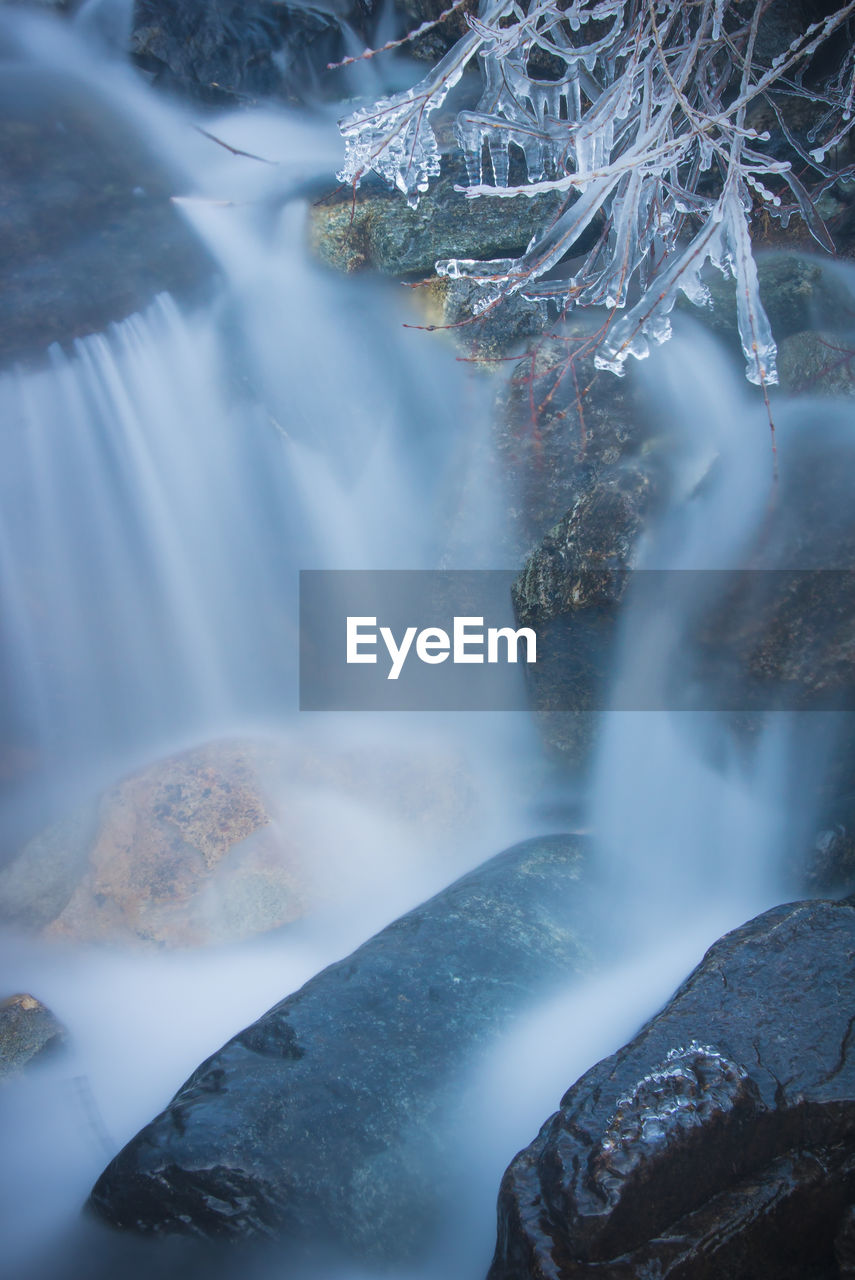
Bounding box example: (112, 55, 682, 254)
(299, 570, 855, 712)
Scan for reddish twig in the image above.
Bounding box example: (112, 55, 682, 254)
(327, 0, 471, 69)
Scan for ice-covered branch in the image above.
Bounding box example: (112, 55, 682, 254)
(337, 0, 854, 375)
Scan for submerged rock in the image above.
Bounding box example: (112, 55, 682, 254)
(0, 802, 99, 932)
(0, 741, 303, 948)
(0, 993, 66, 1079)
(489, 897, 855, 1280)
(88, 834, 591, 1262)
(0, 735, 484, 947)
(777, 328, 855, 397)
(0, 56, 212, 366)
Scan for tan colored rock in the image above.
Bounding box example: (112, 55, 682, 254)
(2, 734, 480, 949)
(46, 741, 304, 949)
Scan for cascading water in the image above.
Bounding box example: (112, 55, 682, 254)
(1, 7, 854, 1280)
(589, 327, 798, 941)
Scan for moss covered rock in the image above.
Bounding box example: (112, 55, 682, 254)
(0, 993, 66, 1080)
(309, 154, 563, 278)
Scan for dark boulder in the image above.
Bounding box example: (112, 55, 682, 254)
(88, 834, 592, 1263)
(489, 896, 855, 1280)
(129, 0, 372, 104)
(504, 342, 668, 766)
(0, 57, 212, 366)
(691, 253, 855, 360)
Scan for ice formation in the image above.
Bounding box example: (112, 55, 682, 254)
(592, 1041, 753, 1203)
(338, 0, 855, 380)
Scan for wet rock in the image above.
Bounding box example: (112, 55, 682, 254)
(127, 0, 485, 101)
(501, 341, 665, 765)
(500, 338, 654, 559)
(309, 154, 563, 278)
(754, 0, 842, 64)
(129, 0, 370, 104)
(0, 57, 212, 367)
(511, 474, 652, 766)
(434, 277, 553, 359)
(489, 896, 855, 1280)
(398, 0, 477, 60)
(777, 328, 855, 396)
(37, 741, 302, 948)
(681, 390, 855, 876)
(837, 1205, 855, 1276)
(0, 0, 69, 9)
(88, 834, 591, 1262)
(0, 802, 99, 931)
(804, 821, 855, 894)
(694, 252, 855, 357)
(0, 735, 482, 947)
(0, 993, 66, 1079)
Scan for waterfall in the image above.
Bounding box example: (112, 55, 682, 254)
(2, 6, 854, 1280)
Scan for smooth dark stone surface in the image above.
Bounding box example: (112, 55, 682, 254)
(0, 58, 212, 366)
(89, 834, 591, 1263)
(488, 897, 855, 1280)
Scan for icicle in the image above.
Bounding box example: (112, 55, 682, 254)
(336, 0, 851, 387)
(436, 257, 516, 280)
(712, 0, 724, 41)
(723, 186, 779, 387)
(487, 135, 509, 185)
(456, 114, 486, 185)
(337, 0, 516, 200)
(587, 170, 642, 309)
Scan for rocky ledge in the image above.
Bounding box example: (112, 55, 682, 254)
(88, 834, 592, 1265)
(488, 896, 855, 1280)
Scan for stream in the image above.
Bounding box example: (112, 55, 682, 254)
(0, 6, 852, 1280)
